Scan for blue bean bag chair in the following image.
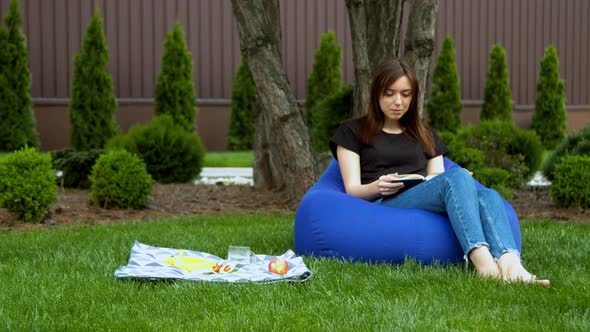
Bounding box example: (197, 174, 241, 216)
(294, 158, 522, 265)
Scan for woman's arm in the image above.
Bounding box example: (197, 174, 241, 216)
(426, 155, 445, 176)
(427, 155, 474, 177)
(337, 145, 403, 201)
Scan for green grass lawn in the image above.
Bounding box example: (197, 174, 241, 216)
(204, 151, 253, 167)
(1, 214, 588, 330)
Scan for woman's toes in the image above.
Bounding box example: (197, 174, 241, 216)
(531, 275, 551, 287)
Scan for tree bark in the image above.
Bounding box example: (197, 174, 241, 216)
(345, 0, 438, 118)
(231, 0, 319, 200)
(403, 0, 439, 117)
(345, 0, 405, 118)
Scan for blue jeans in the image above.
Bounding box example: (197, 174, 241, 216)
(377, 168, 519, 260)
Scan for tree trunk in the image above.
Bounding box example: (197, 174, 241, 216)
(403, 0, 439, 117)
(345, 0, 405, 118)
(231, 0, 319, 200)
(345, 0, 438, 118)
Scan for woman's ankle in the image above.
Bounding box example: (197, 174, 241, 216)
(468, 246, 500, 278)
(497, 252, 522, 278)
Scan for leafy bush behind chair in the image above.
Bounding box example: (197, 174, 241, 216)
(439, 130, 513, 199)
(458, 120, 543, 188)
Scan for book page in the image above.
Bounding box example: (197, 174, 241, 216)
(394, 174, 425, 180)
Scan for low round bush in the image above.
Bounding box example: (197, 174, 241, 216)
(543, 126, 590, 181)
(108, 115, 206, 183)
(51, 148, 105, 188)
(89, 150, 153, 209)
(0, 147, 57, 223)
(550, 155, 590, 208)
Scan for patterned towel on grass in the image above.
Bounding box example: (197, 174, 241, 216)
(114, 241, 313, 283)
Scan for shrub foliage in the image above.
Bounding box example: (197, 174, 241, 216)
(89, 150, 153, 209)
(306, 31, 342, 127)
(543, 126, 590, 181)
(51, 148, 105, 188)
(69, 9, 119, 150)
(531, 45, 567, 149)
(155, 22, 197, 132)
(459, 121, 543, 188)
(550, 155, 590, 208)
(439, 130, 513, 199)
(427, 35, 463, 133)
(227, 62, 256, 150)
(108, 115, 206, 183)
(0, 0, 39, 151)
(481, 44, 513, 123)
(310, 84, 353, 152)
(438, 131, 484, 171)
(0, 147, 57, 222)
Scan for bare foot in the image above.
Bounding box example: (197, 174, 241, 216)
(498, 252, 550, 287)
(468, 246, 500, 278)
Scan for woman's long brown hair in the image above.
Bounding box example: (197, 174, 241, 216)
(357, 59, 436, 157)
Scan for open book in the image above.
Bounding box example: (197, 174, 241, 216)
(390, 174, 439, 189)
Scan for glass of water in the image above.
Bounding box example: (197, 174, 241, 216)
(227, 246, 253, 263)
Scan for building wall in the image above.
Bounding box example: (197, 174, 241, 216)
(1, 0, 589, 151)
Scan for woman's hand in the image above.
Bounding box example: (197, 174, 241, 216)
(378, 174, 405, 196)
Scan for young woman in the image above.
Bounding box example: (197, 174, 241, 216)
(330, 59, 549, 286)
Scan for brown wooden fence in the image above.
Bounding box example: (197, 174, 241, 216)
(1, 0, 589, 151)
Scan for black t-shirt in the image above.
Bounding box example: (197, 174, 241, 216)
(329, 119, 449, 184)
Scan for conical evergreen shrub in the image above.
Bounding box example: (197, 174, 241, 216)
(227, 62, 256, 150)
(531, 45, 566, 149)
(155, 22, 197, 132)
(306, 31, 342, 128)
(481, 44, 513, 122)
(427, 35, 463, 133)
(311, 84, 353, 152)
(0, 0, 38, 151)
(69, 9, 119, 150)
